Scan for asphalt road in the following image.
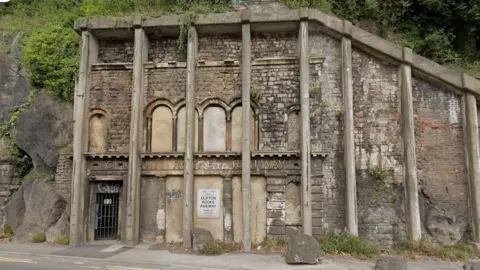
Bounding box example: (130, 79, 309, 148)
(0, 254, 219, 270)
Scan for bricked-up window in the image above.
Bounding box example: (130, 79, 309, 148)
(203, 106, 227, 151)
(287, 111, 300, 151)
(177, 106, 199, 151)
(231, 106, 255, 152)
(88, 114, 107, 153)
(151, 106, 173, 152)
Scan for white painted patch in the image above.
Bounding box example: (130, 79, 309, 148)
(448, 95, 459, 124)
(100, 245, 124, 253)
(224, 213, 232, 231)
(156, 209, 165, 230)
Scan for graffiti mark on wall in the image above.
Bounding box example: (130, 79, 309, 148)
(97, 182, 122, 193)
(167, 189, 182, 203)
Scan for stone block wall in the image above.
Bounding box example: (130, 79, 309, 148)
(352, 49, 406, 246)
(89, 70, 133, 153)
(98, 40, 134, 63)
(148, 38, 186, 63)
(53, 153, 73, 202)
(309, 32, 345, 235)
(412, 79, 467, 244)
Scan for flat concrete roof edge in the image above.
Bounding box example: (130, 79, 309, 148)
(75, 8, 480, 96)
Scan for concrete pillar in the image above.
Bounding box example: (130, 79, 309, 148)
(183, 26, 198, 248)
(125, 19, 148, 246)
(299, 9, 312, 236)
(241, 10, 252, 251)
(223, 176, 233, 243)
(464, 90, 480, 242)
(400, 47, 422, 241)
(400, 48, 422, 241)
(342, 21, 358, 236)
(70, 28, 98, 246)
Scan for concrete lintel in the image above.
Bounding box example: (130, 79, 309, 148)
(343, 20, 353, 38)
(299, 8, 309, 20)
(87, 16, 133, 30)
(412, 54, 463, 89)
(403, 47, 413, 65)
(133, 15, 143, 28)
(74, 17, 89, 33)
(352, 26, 403, 61)
(241, 10, 251, 23)
(251, 9, 300, 23)
(464, 73, 480, 94)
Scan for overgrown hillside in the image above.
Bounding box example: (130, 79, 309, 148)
(0, 0, 478, 105)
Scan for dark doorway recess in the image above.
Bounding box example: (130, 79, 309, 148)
(95, 192, 120, 240)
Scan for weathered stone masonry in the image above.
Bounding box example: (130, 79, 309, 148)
(68, 7, 480, 249)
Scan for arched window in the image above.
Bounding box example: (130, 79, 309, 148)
(88, 113, 107, 153)
(203, 106, 227, 152)
(151, 106, 173, 152)
(231, 106, 255, 152)
(177, 107, 199, 151)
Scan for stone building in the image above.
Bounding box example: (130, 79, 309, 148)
(67, 5, 480, 249)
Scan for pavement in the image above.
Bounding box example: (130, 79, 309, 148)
(0, 242, 470, 270)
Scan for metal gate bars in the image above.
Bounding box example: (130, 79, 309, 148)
(95, 193, 120, 240)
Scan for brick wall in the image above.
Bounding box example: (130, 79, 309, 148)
(252, 32, 297, 59)
(352, 49, 406, 246)
(309, 32, 345, 235)
(197, 67, 242, 104)
(98, 40, 134, 63)
(89, 70, 133, 153)
(412, 78, 468, 234)
(145, 69, 186, 105)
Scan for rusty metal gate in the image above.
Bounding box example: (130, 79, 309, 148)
(95, 193, 119, 240)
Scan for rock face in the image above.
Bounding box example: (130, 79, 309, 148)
(464, 262, 480, 270)
(4, 172, 69, 242)
(15, 91, 73, 173)
(424, 203, 467, 245)
(192, 228, 213, 252)
(286, 234, 322, 265)
(374, 257, 407, 270)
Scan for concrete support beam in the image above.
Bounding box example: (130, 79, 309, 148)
(241, 10, 252, 251)
(125, 25, 148, 246)
(464, 92, 480, 242)
(400, 47, 421, 241)
(70, 30, 98, 246)
(341, 33, 358, 236)
(299, 18, 312, 236)
(183, 26, 198, 248)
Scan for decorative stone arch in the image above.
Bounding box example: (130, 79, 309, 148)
(88, 108, 109, 153)
(286, 105, 301, 151)
(144, 98, 175, 118)
(228, 98, 261, 151)
(198, 98, 231, 120)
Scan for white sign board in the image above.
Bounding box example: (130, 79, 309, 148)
(197, 189, 220, 219)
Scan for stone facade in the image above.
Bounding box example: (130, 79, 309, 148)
(67, 6, 480, 248)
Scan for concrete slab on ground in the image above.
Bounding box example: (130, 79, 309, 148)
(51, 243, 131, 259)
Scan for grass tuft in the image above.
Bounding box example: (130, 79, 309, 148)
(54, 236, 70, 245)
(317, 231, 379, 259)
(30, 232, 46, 243)
(198, 241, 241, 256)
(262, 237, 287, 252)
(394, 238, 480, 261)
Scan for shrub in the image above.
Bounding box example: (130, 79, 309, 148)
(23, 23, 80, 103)
(199, 241, 241, 256)
(394, 238, 480, 261)
(30, 232, 46, 243)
